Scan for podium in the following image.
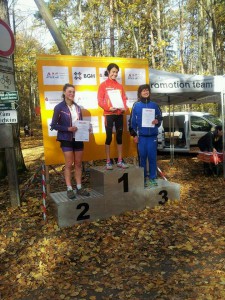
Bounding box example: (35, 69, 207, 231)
(50, 165, 180, 227)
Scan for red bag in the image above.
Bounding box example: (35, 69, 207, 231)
(212, 152, 219, 165)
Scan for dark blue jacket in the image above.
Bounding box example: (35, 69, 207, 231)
(50, 100, 82, 141)
(131, 98, 162, 137)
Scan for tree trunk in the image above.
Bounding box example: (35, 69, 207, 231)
(0, 0, 26, 178)
(156, 0, 163, 68)
(33, 0, 71, 55)
(206, 0, 217, 74)
(109, 0, 115, 57)
(179, 0, 184, 73)
(197, 0, 204, 74)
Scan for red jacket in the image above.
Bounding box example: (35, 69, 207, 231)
(98, 78, 127, 115)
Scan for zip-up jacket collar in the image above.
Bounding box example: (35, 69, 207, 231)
(140, 97, 150, 104)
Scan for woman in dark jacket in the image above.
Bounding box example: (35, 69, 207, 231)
(51, 83, 90, 199)
(198, 125, 223, 152)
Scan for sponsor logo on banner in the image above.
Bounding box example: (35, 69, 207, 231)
(75, 91, 98, 109)
(125, 91, 137, 108)
(72, 67, 97, 85)
(44, 91, 63, 110)
(125, 68, 146, 86)
(99, 68, 122, 84)
(43, 66, 69, 85)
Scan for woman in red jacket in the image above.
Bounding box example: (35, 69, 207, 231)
(98, 63, 128, 170)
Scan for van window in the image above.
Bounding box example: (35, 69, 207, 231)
(190, 116, 212, 132)
(203, 114, 222, 126)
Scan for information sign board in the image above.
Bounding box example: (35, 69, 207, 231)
(0, 110, 17, 123)
(0, 101, 18, 110)
(0, 91, 18, 101)
(0, 72, 15, 91)
(0, 56, 13, 73)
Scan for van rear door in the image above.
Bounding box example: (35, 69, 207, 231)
(162, 114, 188, 149)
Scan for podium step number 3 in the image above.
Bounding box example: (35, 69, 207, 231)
(50, 166, 180, 227)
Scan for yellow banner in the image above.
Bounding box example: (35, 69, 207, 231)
(36, 55, 149, 165)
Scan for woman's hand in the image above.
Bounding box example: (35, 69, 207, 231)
(133, 136, 138, 144)
(109, 107, 117, 111)
(68, 126, 77, 132)
(152, 119, 159, 125)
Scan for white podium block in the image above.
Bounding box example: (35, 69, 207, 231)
(49, 189, 105, 227)
(90, 165, 146, 216)
(142, 179, 180, 207)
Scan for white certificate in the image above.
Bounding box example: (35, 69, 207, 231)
(142, 108, 155, 127)
(107, 89, 124, 109)
(74, 120, 90, 141)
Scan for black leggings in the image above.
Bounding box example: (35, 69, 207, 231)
(105, 115, 123, 145)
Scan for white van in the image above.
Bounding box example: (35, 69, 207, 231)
(158, 111, 222, 152)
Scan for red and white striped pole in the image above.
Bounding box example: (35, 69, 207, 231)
(157, 166, 168, 181)
(41, 164, 47, 221)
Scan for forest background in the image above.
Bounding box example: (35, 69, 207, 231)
(6, 0, 225, 124)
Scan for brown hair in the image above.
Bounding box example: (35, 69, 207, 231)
(137, 84, 151, 101)
(104, 63, 119, 77)
(62, 83, 75, 100)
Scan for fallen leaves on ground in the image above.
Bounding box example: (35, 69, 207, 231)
(1, 130, 225, 299)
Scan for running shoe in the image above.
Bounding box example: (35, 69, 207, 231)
(106, 162, 113, 170)
(149, 179, 158, 186)
(67, 189, 76, 199)
(77, 188, 90, 197)
(117, 161, 129, 169)
(144, 179, 148, 188)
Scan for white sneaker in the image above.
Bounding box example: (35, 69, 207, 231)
(117, 161, 129, 169)
(106, 162, 113, 170)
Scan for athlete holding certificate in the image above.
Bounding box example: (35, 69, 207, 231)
(50, 83, 90, 199)
(98, 63, 128, 170)
(131, 84, 162, 188)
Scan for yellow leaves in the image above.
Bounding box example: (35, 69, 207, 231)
(80, 255, 90, 262)
(31, 272, 44, 280)
(39, 247, 45, 253)
(63, 283, 71, 289)
(12, 231, 18, 237)
(3, 154, 225, 299)
(54, 224, 60, 231)
(69, 291, 80, 297)
(28, 236, 36, 245)
(94, 287, 103, 292)
(169, 241, 194, 251)
(219, 279, 225, 285)
(16, 273, 22, 279)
